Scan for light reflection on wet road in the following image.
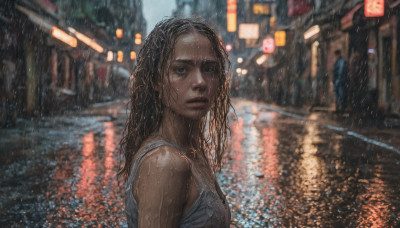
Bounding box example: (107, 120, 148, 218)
(221, 100, 400, 227)
(1, 99, 400, 227)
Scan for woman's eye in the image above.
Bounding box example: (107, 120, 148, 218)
(175, 67, 186, 74)
(203, 66, 216, 73)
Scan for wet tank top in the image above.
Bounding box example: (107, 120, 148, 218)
(125, 140, 231, 227)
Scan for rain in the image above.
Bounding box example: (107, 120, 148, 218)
(1, 0, 400, 227)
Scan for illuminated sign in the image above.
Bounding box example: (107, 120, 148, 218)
(253, 3, 270, 15)
(304, 25, 320, 40)
(51, 27, 77, 48)
(263, 38, 275, 54)
(274, 31, 286, 46)
(365, 0, 384, 17)
(227, 0, 237, 32)
(68, 27, 104, 53)
(238, 23, 259, 39)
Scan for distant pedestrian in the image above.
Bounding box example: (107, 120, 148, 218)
(366, 49, 378, 116)
(119, 18, 231, 227)
(333, 50, 349, 112)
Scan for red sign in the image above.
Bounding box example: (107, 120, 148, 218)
(263, 38, 275, 54)
(288, 0, 314, 17)
(365, 0, 385, 17)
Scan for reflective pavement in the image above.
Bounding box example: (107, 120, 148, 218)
(1, 99, 399, 227)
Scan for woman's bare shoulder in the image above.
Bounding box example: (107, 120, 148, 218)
(139, 144, 190, 173)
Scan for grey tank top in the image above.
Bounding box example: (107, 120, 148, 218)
(125, 140, 231, 227)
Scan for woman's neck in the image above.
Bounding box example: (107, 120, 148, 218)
(158, 110, 203, 150)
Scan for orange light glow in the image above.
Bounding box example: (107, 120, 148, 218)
(274, 30, 286, 47)
(130, 51, 136, 60)
(117, 51, 123, 62)
(51, 26, 77, 47)
(227, 0, 237, 32)
(116, 28, 123, 39)
(365, 0, 384, 17)
(107, 51, 113, 62)
(68, 27, 104, 53)
(270, 17, 276, 29)
(134, 33, 142, 45)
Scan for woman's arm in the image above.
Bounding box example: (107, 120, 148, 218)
(133, 146, 190, 227)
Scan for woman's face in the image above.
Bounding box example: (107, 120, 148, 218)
(161, 32, 219, 120)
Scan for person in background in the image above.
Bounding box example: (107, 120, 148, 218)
(119, 17, 231, 227)
(333, 49, 349, 113)
(366, 49, 378, 116)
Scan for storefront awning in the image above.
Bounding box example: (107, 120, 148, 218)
(15, 5, 54, 33)
(341, 2, 363, 30)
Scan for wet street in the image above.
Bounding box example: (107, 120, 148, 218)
(1, 99, 400, 227)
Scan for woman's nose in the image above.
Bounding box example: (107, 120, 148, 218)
(192, 68, 206, 90)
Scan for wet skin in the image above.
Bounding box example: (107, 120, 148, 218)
(161, 32, 219, 121)
(133, 32, 223, 227)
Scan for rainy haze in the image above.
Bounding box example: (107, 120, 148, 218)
(1, 0, 400, 227)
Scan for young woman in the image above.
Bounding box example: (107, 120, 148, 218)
(119, 18, 232, 227)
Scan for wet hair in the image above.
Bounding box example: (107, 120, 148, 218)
(118, 17, 231, 181)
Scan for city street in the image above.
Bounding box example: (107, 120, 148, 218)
(1, 99, 400, 227)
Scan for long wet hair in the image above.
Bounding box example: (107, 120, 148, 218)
(118, 17, 231, 181)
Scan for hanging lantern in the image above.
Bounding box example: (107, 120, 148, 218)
(116, 28, 123, 39)
(135, 33, 142, 45)
(130, 51, 137, 60)
(117, 51, 123, 62)
(107, 51, 113, 62)
(365, 0, 384, 17)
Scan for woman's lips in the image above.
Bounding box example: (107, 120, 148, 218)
(187, 97, 209, 108)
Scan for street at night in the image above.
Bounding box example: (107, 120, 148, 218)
(2, 0, 400, 227)
(1, 99, 399, 227)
